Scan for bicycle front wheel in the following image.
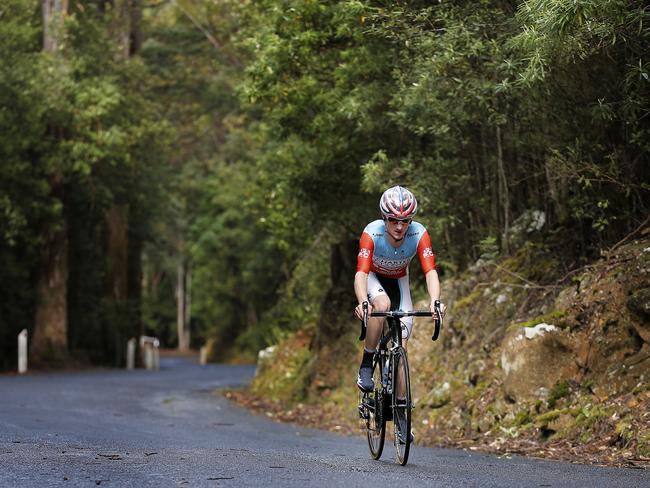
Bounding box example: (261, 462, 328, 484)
(393, 347, 412, 466)
(365, 357, 386, 459)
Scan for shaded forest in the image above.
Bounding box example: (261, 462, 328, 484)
(1, 0, 648, 370)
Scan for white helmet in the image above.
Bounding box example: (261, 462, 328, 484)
(379, 186, 418, 220)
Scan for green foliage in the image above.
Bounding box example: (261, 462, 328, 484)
(236, 229, 334, 352)
(478, 236, 500, 260)
(513, 409, 533, 427)
(547, 380, 570, 409)
(535, 408, 569, 424)
(0, 0, 172, 367)
(136, 0, 650, 357)
(516, 310, 567, 330)
(1, 0, 648, 366)
(251, 327, 315, 402)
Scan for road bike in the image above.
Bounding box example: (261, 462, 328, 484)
(357, 300, 442, 466)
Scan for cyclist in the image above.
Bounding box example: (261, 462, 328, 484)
(353, 185, 445, 441)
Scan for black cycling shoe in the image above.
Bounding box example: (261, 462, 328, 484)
(357, 365, 374, 392)
(395, 407, 414, 444)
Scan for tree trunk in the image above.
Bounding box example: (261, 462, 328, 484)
(104, 0, 141, 361)
(184, 264, 192, 341)
(314, 238, 358, 350)
(544, 157, 569, 225)
(130, 0, 142, 55)
(106, 205, 129, 301)
(128, 223, 143, 341)
(110, 0, 132, 59)
(496, 124, 510, 254)
(105, 204, 129, 366)
(32, 0, 70, 367)
(176, 260, 190, 351)
(32, 178, 69, 365)
(42, 0, 69, 52)
(482, 125, 499, 234)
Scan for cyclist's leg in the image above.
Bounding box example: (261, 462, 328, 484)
(357, 273, 390, 391)
(398, 272, 414, 341)
(364, 272, 391, 350)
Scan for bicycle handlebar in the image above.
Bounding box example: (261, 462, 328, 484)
(358, 300, 443, 342)
(370, 311, 433, 317)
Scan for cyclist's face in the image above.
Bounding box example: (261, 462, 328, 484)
(385, 217, 411, 241)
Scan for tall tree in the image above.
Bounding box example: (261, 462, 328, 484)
(105, 0, 144, 363)
(31, 0, 71, 365)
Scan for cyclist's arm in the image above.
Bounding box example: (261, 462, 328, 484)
(425, 269, 446, 317)
(416, 229, 436, 272)
(354, 271, 369, 302)
(354, 231, 374, 319)
(417, 230, 445, 317)
(354, 271, 370, 320)
(425, 269, 441, 302)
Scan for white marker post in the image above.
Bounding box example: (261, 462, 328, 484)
(18, 329, 28, 374)
(153, 338, 160, 370)
(126, 338, 136, 370)
(140, 336, 160, 371)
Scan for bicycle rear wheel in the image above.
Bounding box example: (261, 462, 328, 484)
(364, 357, 386, 459)
(393, 347, 412, 466)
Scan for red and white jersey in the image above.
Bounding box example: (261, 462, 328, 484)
(356, 220, 436, 278)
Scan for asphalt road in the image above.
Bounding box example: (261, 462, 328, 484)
(0, 358, 648, 487)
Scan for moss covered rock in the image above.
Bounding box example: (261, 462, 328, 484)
(501, 324, 578, 401)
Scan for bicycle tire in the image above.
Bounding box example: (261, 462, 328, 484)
(393, 347, 412, 466)
(365, 356, 386, 459)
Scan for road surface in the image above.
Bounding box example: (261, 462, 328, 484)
(1, 358, 648, 487)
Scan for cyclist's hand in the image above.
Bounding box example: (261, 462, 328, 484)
(431, 301, 446, 320)
(354, 302, 372, 321)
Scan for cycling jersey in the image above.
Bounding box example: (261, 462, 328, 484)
(356, 220, 435, 278)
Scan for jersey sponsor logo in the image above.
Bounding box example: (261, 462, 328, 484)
(373, 256, 409, 270)
(358, 248, 371, 258)
(422, 247, 434, 258)
(377, 268, 405, 277)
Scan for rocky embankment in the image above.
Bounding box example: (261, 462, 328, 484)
(231, 236, 650, 467)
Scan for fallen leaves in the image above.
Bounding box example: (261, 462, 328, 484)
(225, 388, 650, 469)
(225, 390, 359, 437)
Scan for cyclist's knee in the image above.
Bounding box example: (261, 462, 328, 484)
(372, 296, 390, 312)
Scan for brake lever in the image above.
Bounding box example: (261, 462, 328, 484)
(359, 301, 368, 341)
(431, 300, 442, 341)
